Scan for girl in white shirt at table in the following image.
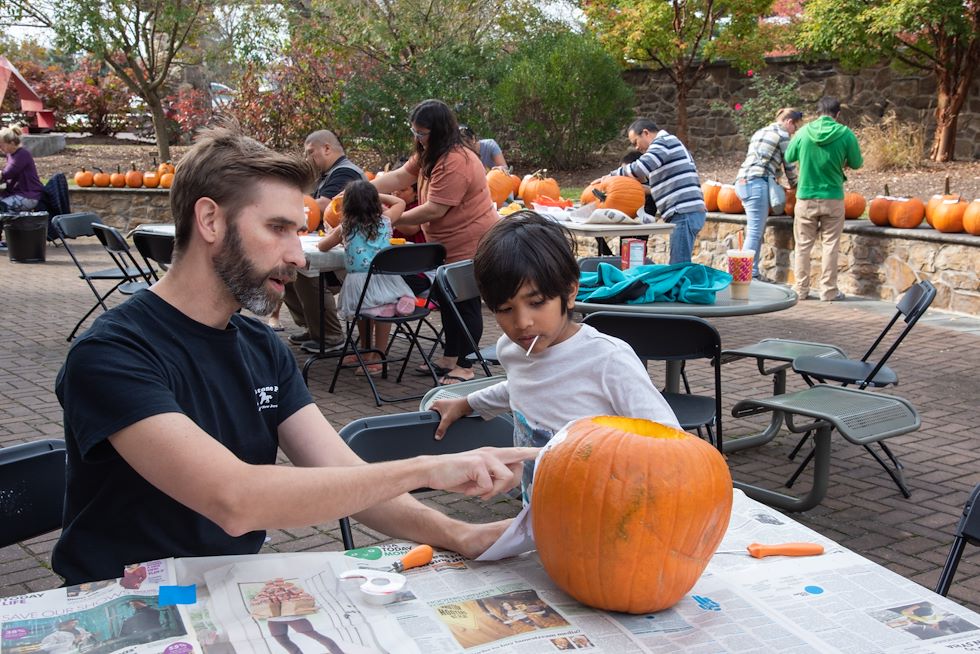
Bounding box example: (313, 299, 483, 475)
(318, 181, 416, 375)
(430, 210, 679, 503)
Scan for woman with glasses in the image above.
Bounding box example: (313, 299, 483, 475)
(733, 107, 803, 282)
(372, 99, 498, 385)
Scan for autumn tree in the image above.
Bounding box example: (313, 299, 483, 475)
(2, 0, 207, 161)
(583, 0, 774, 142)
(797, 0, 979, 162)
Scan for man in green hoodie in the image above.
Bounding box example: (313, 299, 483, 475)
(785, 97, 863, 301)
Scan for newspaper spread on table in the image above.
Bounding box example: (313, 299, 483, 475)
(4, 491, 980, 654)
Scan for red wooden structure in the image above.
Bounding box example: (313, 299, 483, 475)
(0, 55, 55, 131)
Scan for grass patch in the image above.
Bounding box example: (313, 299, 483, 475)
(856, 112, 925, 172)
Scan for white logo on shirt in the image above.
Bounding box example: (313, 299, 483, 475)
(255, 385, 279, 411)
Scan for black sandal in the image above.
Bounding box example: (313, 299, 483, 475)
(416, 363, 451, 377)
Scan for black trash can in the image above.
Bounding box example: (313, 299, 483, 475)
(2, 212, 50, 263)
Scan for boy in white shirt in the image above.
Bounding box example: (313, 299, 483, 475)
(431, 211, 680, 502)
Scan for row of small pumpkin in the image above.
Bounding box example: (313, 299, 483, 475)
(488, 168, 656, 218)
(74, 162, 176, 189)
(703, 180, 980, 236)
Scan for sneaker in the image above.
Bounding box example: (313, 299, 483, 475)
(794, 288, 813, 300)
(288, 332, 311, 345)
(300, 340, 345, 354)
(824, 291, 846, 302)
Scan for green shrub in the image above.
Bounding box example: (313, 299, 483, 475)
(335, 45, 504, 161)
(713, 75, 803, 140)
(494, 33, 633, 169)
(856, 112, 924, 171)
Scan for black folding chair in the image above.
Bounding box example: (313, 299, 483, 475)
(435, 260, 498, 377)
(92, 223, 156, 293)
(52, 213, 155, 341)
(0, 439, 67, 548)
(328, 243, 447, 406)
(336, 410, 514, 549)
(132, 230, 174, 276)
(582, 312, 723, 452)
(937, 484, 980, 596)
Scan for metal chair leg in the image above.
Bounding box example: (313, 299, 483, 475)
(865, 443, 911, 498)
(785, 448, 816, 489)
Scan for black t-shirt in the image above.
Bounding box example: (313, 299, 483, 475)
(313, 156, 365, 201)
(52, 291, 313, 585)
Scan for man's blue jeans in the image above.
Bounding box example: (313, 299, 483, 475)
(666, 210, 706, 264)
(734, 177, 769, 277)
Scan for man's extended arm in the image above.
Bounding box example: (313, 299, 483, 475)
(108, 404, 535, 555)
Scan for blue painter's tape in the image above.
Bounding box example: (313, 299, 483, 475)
(159, 585, 197, 605)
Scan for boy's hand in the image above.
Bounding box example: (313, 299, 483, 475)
(430, 397, 472, 440)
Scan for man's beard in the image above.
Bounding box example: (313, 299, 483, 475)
(213, 222, 296, 316)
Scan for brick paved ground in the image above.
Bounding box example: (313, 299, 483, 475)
(2, 239, 979, 613)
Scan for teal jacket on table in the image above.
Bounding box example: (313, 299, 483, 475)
(785, 116, 863, 200)
(577, 263, 732, 305)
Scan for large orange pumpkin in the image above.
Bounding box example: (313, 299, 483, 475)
(585, 176, 646, 217)
(157, 161, 176, 176)
(580, 183, 599, 207)
(143, 170, 160, 188)
(125, 163, 143, 188)
(323, 196, 343, 228)
(110, 165, 127, 188)
(868, 196, 892, 226)
(887, 197, 925, 229)
(160, 172, 174, 189)
(932, 197, 969, 233)
(303, 195, 322, 232)
(486, 168, 513, 207)
(74, 168, 94, 187)
(844, 192, 866, 219)
(92, 168, 111, 187)
(926, 176, 957, 228)
(716, 185, 743, 214)
(521, 170, 560, 207)
(962, 200, 980, 236)
(532, 416, 732, 614)
(702, 181, 722, 212)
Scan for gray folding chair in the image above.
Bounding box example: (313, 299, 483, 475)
(435, 260, 498, 377)
(937, 484, 980, 596)
(582, 312, 723, 452)
(0, 439, 67, 548)
(336, 410, 514, 548)
(731, 385, 920, 511)
(52, 213, 155, 341)
(92, 223, 155, 293)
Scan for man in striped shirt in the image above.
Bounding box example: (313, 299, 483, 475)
(609, 118, 707, 264)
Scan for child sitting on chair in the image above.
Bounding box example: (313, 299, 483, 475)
(318, 180, 417, 375)
(430, 210, 679, 502)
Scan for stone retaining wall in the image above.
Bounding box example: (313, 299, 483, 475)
(72, 188, 980, 316)
(623, 58, 980, 160)
(575, 214, 980, 315)
(69, 187, 172, 231)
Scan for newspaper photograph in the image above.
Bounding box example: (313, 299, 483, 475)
(0, 559, 200, 654)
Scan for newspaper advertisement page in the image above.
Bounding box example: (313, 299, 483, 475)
(195, 551, 414, 654)
(703, 492, 980, 653)
(0, 559, 202, 654)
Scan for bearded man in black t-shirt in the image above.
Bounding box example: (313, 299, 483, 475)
(52, 126, 536, 586)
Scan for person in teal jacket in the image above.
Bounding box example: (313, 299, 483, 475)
(785, 97, 863, 302)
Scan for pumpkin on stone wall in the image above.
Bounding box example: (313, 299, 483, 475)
(532, 416, 732, 614)
(716, 184, 743, 214)
(887, 197, 925, 229)
(932, 196, 969, 233)
(702, 181, 722, 212)
(963, 200, 980, 236)
(110, 165, 127, 188)
(844, 192, 866, 219)
(868, 185, 893, 226)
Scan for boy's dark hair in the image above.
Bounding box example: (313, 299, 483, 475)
(474, 211, 579, 314)
(171, 123, 314, 258)
(816, 96, 841, 118)
(341, 180, 383, 242)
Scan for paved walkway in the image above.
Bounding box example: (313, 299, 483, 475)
(2, 241, 979, 614)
